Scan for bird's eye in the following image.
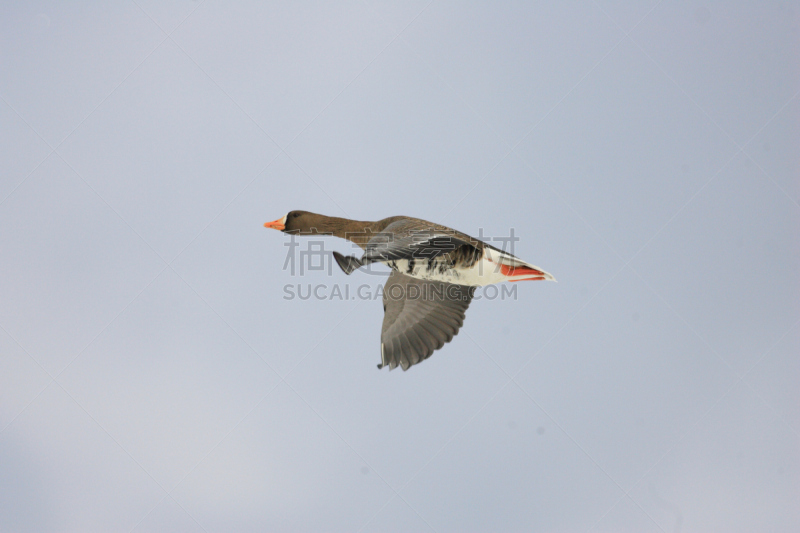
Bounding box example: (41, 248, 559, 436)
(293, 213, 301, 218)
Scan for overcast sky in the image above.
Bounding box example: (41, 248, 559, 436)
(1, 1, 798, 532)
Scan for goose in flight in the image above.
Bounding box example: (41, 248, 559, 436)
(265, 211, 554, 371)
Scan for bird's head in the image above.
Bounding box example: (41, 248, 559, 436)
(264, 210, 327, 235)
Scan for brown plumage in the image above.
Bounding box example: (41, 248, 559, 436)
(264, 210, 554, 371)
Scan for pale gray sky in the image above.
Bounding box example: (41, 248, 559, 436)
(1, 1, 798, 532)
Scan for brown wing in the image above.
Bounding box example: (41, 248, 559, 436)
(379, 271, 474, 371)
(362, 219, 483, 269)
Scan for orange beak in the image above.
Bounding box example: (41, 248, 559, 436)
(264, 215, 286, 231)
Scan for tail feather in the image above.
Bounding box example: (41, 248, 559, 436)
(485, 246, 556, 281)
(333, 251, 363, 275)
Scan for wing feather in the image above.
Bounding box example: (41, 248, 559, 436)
(380, 271, 474, 371)
(364, 220, 477, 264)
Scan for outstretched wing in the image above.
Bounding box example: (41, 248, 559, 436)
(364, 219, 477, 264)
(380, 271, 474, 371)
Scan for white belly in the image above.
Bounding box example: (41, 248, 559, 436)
(387, 256, 510, 287)
(384, 246, 554, 286)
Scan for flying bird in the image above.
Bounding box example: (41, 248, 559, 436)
(264, 211, 554, 371)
